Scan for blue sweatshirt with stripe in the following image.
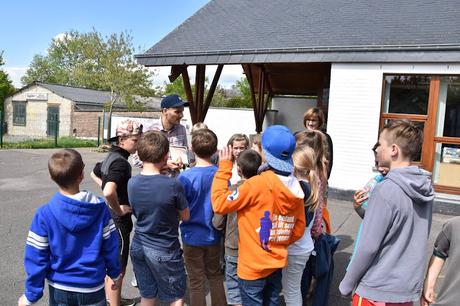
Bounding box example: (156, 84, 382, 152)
(23, 191, 120, 303)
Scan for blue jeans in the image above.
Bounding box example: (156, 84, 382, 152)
(48, 285, 106, 306)
(130, 240, 186, 302)
(238, 269, 282, 306)
(225, 255, 242, 305)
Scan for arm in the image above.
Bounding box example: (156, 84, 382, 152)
(103, 182, 131, 216)
(21, 210, 50, 305)
(212, 213, 227, 231)
(91, 162, 103, 188)
(421, 222, 451, 305)
(211, 146, 252, 214)
(421, 256, 445, 306)
(339, 188, 393, 296)
(353, 189, 368, 219)
(101, 209, 121, 280)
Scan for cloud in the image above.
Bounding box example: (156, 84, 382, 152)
(150, 65, 244, 89)
(4, 66, 28, 88)
(53, 32, 68, 42)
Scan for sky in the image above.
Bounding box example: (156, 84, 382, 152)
(0, 0, 243, 89)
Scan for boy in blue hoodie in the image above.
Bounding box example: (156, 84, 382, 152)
(340, 120, 434, 305)
(18, 149, 121, 306)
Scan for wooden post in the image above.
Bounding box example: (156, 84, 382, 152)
(195, 65, 206, 123)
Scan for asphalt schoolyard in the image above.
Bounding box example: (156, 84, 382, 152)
(0, 148, 454, 305)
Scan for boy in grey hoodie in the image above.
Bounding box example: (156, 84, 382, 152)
(339, 120, 434, 305)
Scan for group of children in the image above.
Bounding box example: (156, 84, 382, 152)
(18, 115, 459, 306)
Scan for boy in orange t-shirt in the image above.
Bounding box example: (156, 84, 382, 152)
(212, 125, 306, 305)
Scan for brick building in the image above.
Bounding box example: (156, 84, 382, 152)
(4, 82, 161, 139)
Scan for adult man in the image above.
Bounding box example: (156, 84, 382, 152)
(132, 94, 189, 172)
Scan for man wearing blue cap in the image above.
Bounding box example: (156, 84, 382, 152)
(212, 125, 306, 306)
(132, 94, 189, 172)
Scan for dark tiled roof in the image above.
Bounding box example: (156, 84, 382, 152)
(35, 82, 161, 111)
(137, 0, 460, 65)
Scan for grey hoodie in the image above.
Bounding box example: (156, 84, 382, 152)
(339, 166, 434, 302)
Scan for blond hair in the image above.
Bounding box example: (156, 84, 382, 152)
(292, 145, 320, 211)
(295, 130, 329, 181)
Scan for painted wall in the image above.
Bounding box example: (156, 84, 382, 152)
(4, 85, 73, 138)
(327, 63, 460, 191)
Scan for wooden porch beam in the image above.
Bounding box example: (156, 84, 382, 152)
(203, 64, 223, 120)
(169, 65, 187, 83)
(195, 64, 206, 123)
(181, 68, 196, 124)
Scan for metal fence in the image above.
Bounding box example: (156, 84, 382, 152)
(0, 111, 102, 148)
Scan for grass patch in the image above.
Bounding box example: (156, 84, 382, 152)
(1, 137, 98, 149)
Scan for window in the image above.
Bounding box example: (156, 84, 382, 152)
(13, 102, 26, 126)
(383, 75, 431, 115)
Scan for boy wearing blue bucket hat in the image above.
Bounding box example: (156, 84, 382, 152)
(212, 125, 306, 305)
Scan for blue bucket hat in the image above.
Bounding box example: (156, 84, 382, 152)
(262, 125, 296, 173)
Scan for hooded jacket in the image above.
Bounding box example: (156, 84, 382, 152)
(339, 166, 434, 302)
(211, 160, 306, 280)
(23, 191, 120, 303)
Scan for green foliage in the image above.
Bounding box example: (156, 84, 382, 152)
(0, 51, 16, 112)
(160, 75, 252, 108)
(21, 30, 155, 106)
(1, 137, 97, 149)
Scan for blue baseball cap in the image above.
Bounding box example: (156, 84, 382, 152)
(262, 125, 296, 173)
(161, 94, 189, 108)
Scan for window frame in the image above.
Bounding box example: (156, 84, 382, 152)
(12, 101, 27, 126)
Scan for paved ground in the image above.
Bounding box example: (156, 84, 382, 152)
(0, 148, 454, 305)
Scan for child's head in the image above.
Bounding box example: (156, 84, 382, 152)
(110, 119, 143, 154)
(192, 128, 218, 159)
(295, 129, 328, 180)
(48, 149, 84, 189)
(377, 120, 423, 166)
(303, 107, 326, 131)
(227, 133, 249, 160)
(137, 131, 169, 164)
(292, 145, 320, 211)
(237, 149, 262, 179)
(191, 122, 208, 133)
(372, 142, 390, 176)
(261, 125, 296, 173)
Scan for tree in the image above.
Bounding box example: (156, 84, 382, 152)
(22, 30, 155, 138)
(0, 51, 16, 113)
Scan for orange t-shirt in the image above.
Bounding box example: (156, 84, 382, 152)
(211, 160, 306, 280)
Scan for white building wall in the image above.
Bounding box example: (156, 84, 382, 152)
(328, 63, 460, 191)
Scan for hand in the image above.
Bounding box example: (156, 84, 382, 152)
(167, 158, 183, 170)
(219, 145, 233, 162)
(421, 287, 436, 305)
(353, 189, 368, 209)
(111, 274, 123, 290)
(117, 205, 132, 216)
(18, 295, 28, 306)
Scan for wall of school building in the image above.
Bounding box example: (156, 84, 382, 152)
(327, 62, 460, 193)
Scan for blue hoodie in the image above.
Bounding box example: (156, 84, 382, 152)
(23, 191, 120, 303)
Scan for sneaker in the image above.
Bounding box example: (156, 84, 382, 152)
(120, 297, 137, 306)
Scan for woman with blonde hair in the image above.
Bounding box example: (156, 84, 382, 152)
(282, 145, 321, 306)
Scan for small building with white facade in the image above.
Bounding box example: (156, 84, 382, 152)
(4, 82, 161, 139)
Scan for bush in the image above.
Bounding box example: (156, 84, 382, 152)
(1, 137, 97, 149)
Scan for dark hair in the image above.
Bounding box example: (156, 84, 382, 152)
(137, 131, 169, 163)
(192, 129, 218, 158)
(48, 149, 84, 188)
(237, 149, 262, 179)
(382, 119, 423, 161)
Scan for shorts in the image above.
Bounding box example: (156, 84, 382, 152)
(113, 215, 133, 269)
(130, 240, 186, 302)
(352, 294, 414, 306)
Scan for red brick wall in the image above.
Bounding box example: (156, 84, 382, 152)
(72, 111, 160, 138)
